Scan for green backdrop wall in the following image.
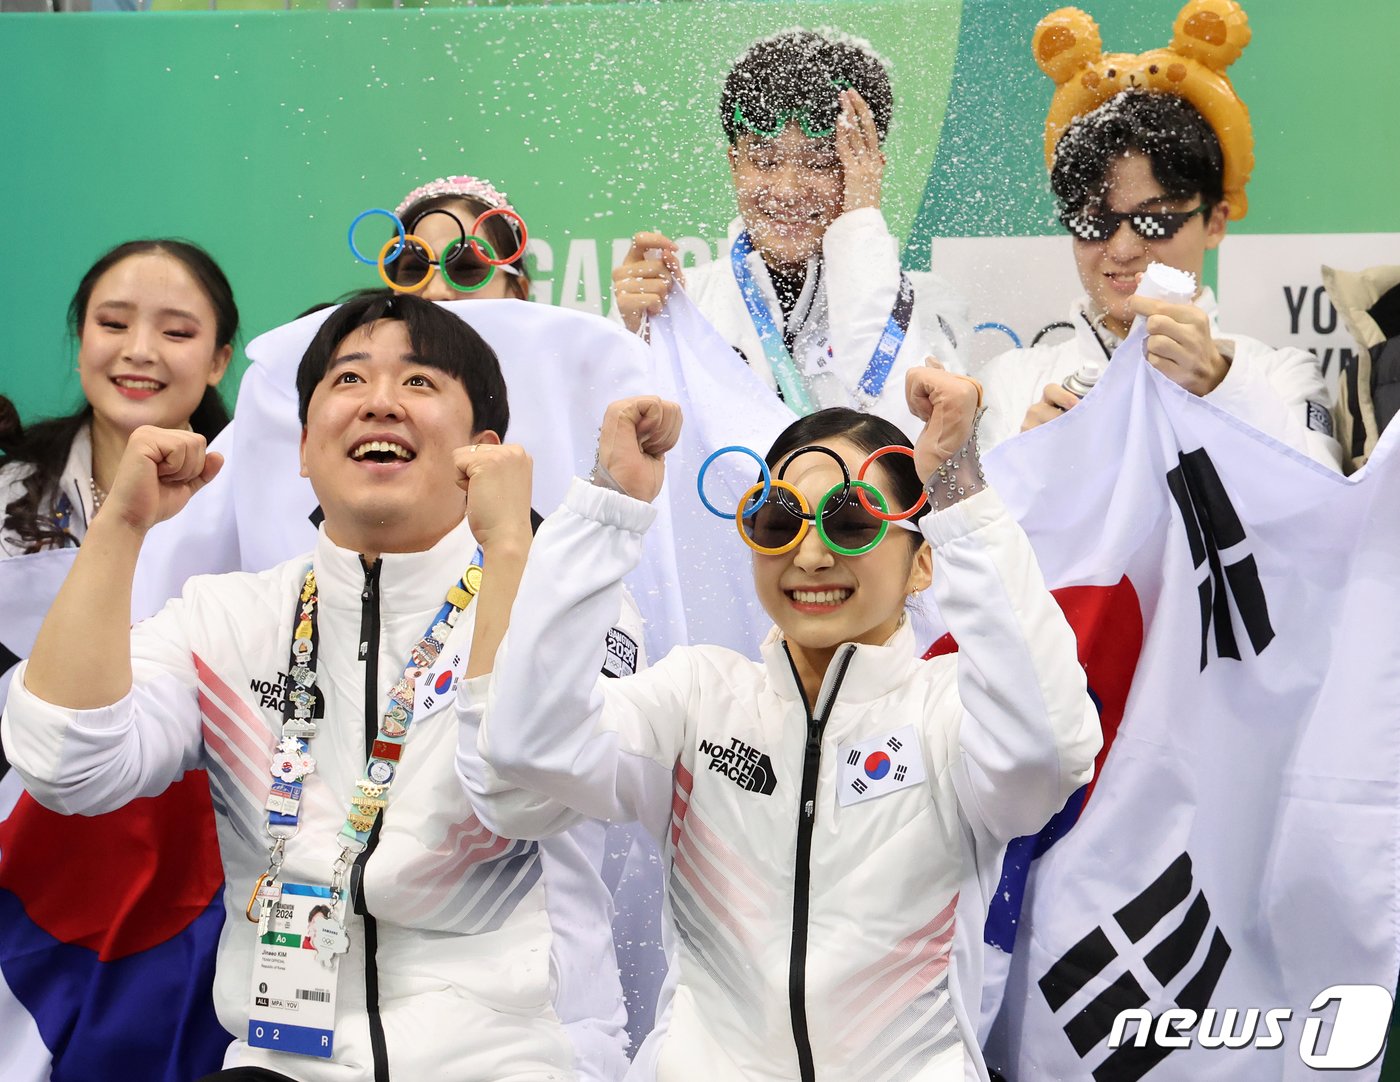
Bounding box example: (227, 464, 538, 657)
(2, 0, 1397, 420)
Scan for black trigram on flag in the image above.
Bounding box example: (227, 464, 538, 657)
(887, 736, 903, 752)
(1038, 853, 1231, 1082)
(847, 750, 861, 766)
(852, 778, 867, 794)
(893, 765, 907, 782)
(1166, 449, 1275, 670)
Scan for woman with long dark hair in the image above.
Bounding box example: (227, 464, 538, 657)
(0, 239, 236, 555)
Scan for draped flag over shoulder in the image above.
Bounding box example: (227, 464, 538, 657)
(956, 325, 1400, 1079)
(0, 550, 228, 1082)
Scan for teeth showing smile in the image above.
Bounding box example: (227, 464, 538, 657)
(114, 377, 163, 390)
(789, 588, 852, 605)
(351, 440, 415, 462)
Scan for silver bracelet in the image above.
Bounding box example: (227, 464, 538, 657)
(924, 408, 988, 509)
(589, 456, 629, 495)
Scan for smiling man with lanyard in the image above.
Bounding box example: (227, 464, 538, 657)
(2, 291, 636, 1082)
(612, 28, 970, 427)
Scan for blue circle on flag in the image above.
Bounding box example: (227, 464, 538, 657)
(434, 670, 453, 695)
(863, 751, 891, 780)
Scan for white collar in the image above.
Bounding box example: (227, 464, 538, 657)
(759, 617, 919, 707)
(311, 513, 478, 614)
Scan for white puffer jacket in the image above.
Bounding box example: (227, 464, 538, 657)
(465, 479, 1101, 1082)
(2, 515, 631, 1082)
(0, 424, 96, 556)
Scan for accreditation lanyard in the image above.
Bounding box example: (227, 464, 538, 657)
(247, 551, 484, 934)
(729, 230, 915, 412)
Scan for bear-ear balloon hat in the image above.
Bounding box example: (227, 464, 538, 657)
(1033, 0, 1255, 219)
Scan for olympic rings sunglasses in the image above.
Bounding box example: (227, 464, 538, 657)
(1060, 203, 1211, 243)
(698, 444, 925, 558)
(347, 206, 529, 295)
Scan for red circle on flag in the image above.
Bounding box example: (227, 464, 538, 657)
(434, 670, 453, 695)
(864, 751, 891, 780)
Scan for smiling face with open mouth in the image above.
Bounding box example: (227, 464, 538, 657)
(750, 436, 931, 671)
(299, 318, 492, 558)
(730, 124, 845, 273)
(76, 252, 232, 441)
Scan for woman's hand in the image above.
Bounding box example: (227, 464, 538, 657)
(594, 396, 684, 503)
(455, 443, 534, 556)
(905, 358, 982, 484)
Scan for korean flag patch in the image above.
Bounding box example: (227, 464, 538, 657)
(838, 725, 927, 807)
(413, 650, 464, 723)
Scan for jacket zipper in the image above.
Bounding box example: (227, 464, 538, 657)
(354, 558, 390, 1082)
(784, 641, 858, 1082)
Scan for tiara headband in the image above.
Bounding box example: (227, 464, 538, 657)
(394, 175, 515, 220)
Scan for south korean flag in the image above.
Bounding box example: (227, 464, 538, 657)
(413, 649, 465, 723)
(837, 725, 927, 807)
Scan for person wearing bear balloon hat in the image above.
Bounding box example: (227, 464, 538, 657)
(976, 1, 1342, 471)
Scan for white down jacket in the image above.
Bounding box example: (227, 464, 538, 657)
(3, 515, 632, 1082)
(463, 479, 1101, 1082)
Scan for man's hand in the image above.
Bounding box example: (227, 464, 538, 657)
(611, 232, 683, 334)
(595, 397, 684, 504)
(105, 426, 223, 534)
(1129, 295, 1229, 396)
(455, 443, 534, 556)
(836, 89, 885, 214)
(906, 358, 981, 483)
(1021, 383, 1081, 433)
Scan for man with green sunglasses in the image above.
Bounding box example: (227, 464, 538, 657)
(612, 28, 970, 429)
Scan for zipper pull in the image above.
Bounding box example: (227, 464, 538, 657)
(804, 799, 814, 820)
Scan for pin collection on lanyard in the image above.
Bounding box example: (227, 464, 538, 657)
(729, 230, 915, 413)
(246, 553, 485, 960)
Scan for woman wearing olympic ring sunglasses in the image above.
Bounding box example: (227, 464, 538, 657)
(460, 361, 1101, 1082)
(376, 175, 531, 302)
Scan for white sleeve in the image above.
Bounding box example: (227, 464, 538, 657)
(456, 585, 652, 841)
(475, 478, 693, 844)
(1, 596, 205, 816)
(824, 209, 955, 369)
(922, 488, 1101, 842)
(1206, 338, 1343, 471)
(975, 347, 1039, 454)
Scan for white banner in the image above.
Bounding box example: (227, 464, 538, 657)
(1217, 233, 1400, 400)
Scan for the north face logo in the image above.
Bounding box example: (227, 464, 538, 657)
(1038, 852, 1231, 1080)
(697, 736, 777, 795)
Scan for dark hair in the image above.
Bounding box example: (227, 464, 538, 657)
(764, 406, 928, 544)
(390, 195, 531, 299)
(2, 240, 235, 554)
(720, 29, 893, 146)
(295, 290, 509, 439)
(1051, 90, 1225, 217)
